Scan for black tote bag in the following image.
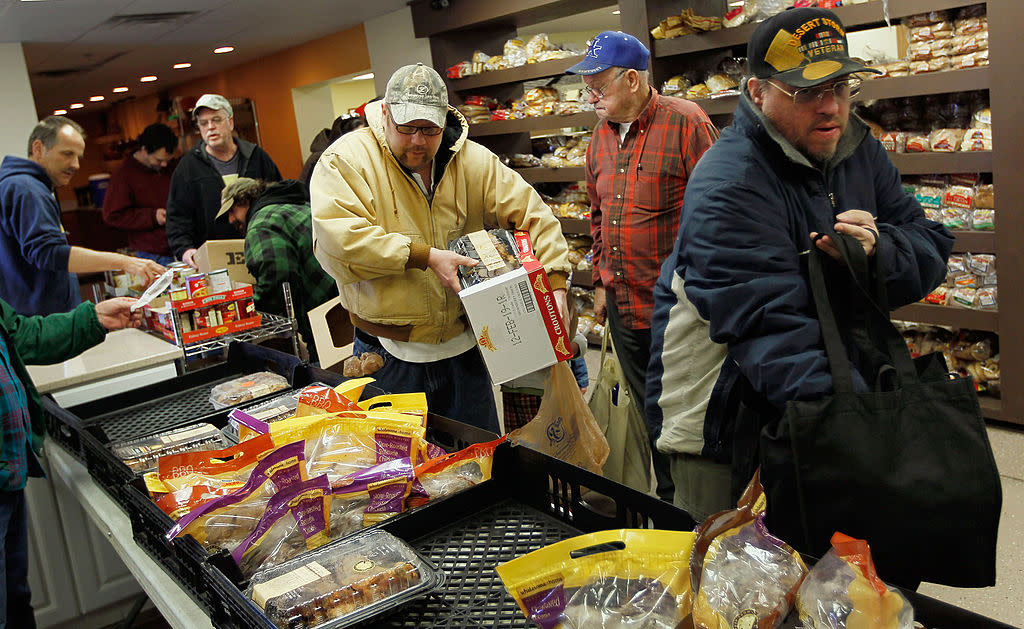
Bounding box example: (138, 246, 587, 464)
(760, 232, 1001, 588)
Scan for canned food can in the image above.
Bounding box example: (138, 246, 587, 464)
(186, 274, 209, 299)
(169, 262, 192, 288)
(207, 268, 232, 294)
(168, 287, 189, 303)
(220, 302, 238, 323)
(240, 298, 256, 318)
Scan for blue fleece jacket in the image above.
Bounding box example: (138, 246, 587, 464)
(0, 156, 79, 316)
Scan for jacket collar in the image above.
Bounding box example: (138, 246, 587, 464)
(736, 78, 868, 173)
(193, 136, 255, 163)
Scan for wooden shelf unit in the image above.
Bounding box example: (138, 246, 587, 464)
(413, 0, 1020, 423)
(516, 166, 586, 183)
(449, 56, 586, 91)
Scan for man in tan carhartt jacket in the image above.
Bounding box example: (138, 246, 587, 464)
(310, 63, 570, 433)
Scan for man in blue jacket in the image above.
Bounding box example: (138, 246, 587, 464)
(646, 8, 953, 520)
(0, 116, 165, 316)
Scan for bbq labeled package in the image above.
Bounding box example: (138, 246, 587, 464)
(453, 229, 573, 384)
(109, 422, 224, 474)
(247, 529, 442, 629)
(496, 528, 696, 628)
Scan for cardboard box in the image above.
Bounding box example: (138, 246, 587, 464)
(458, 230, 572, 384)
(307, 296, 355, 372)
(194, 239, 255, 285)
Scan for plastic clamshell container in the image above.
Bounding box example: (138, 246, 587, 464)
(108, 422, 224, 474)
(246, 528, 443, 629)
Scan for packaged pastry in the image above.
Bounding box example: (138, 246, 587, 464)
(109, 422, 224, 474)
(954, 16, 987, 35)
(247, 529, 441, 629)
(971, 209, 995, 230)
(686, 83, 711, 99)
(974, 184, 994, 208)
(497, 529, 695, 628)
(950, 32, 988, 55)
(448, 228, 522, 289)
(690, 471, 807, 629)
(661, 75, 691, 96)
(210, 372, 289, 409)
(928, 128, 963, 152)
(406, 437, 503, 509)
(706, 73, 738, 94)
(796, 532, 913, 629)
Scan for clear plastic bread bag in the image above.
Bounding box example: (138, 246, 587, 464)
(796, 532, 913, 629)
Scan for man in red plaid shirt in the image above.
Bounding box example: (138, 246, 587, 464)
(568, 32, 718, 500)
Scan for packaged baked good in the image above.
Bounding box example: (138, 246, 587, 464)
(968, 253, 996, 275)
(796, 532, 913, 629)
(448, 228, 521, 289)
(879, 132, 906, 153)
(210, 372, 289, 409)
(944, 185, 975, 209)
(247, 529, 441, 629)
(497, 528, 695, 628)
(690, 471, 807, 629)
(928, 128, 963, 152)
(706, 73, 738, 94)
(904, 135, 930, 153)
(950, 287, 977, 308)
(406, 437, 502, 509)
(686, 83, 711, 99)
(959, 127, 992, 151)
(955, 15, 987, 35)
(909, 22, 953, 42)
(661, 75, 691, 96)
(905, 11, 951, 27)
(109, 422, 224, 474)
(974, 184, 994, 208)
(925, 286, 949, 305)
(914, 185, 943, 209)
(971, 209, 995, 230)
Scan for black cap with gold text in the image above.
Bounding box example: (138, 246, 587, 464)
(748, 7, 881, 87)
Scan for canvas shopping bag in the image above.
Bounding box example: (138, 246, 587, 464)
(760, 231, 1001, 589)
(588, 328, 652, 493)
(509, 361, 610, 474)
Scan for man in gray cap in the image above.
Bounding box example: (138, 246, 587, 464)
(166, 93, 281, 268)
(309, 63, 571, 434)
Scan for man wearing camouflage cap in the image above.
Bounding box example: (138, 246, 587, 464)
(310, 63, 571, 433)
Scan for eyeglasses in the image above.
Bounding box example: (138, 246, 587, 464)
(767, 77, 863, 105)
(196, 116, 226, 128)
(581, 68, 629, 100)
(386, 110, 443, 136)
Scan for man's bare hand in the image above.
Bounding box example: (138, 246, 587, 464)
(593, 286, 607, 324)
(427, 247, 477, 292)
(123, 255, 166, 285)
(811, 210, 878, 261)
(181, 248, 199, 269)
(155, 208, 167, 226)
(553, 288, 569, 328)
(95, 297, 143, 331)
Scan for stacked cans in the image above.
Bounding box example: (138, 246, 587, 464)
(165, 266, 253, 334)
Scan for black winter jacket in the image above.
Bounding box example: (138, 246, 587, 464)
(165, 137, 281, 258)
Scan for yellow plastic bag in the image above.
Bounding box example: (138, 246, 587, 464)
(509, 361, 609, 473)
(497, 529, 695, 628)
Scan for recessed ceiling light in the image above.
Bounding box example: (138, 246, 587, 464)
(140, 75, 158, 82)
(113, 86, 128, 93)
(53, 109, 68, 115)
(352, 73, 374, 81)
(173, 62, 192, 69)
(90, 95, 104, 102)
(213, 46, 234, 54)
(612, 9, 621, 14)
(69, 103, 84, 109)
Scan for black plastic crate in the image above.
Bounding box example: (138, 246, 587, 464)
(202, 441, 691, 628)
(43, 343, 307, 501)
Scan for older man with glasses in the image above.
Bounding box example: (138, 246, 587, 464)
(568, 31, 719, 502)
(646, 8, 953, 522)
(166, 93, 281, 268)
(309, 63, 570, 433)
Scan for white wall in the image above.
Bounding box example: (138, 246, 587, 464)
(364, 7, 432, 97)
(0, 43, 41, 158)
(292, 82, 338, 161)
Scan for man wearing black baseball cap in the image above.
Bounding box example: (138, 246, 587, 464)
(647, 8, 952, 523)
(567, 31, 718, 504)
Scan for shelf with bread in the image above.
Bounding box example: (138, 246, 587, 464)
(687, 67, 991, 117)
(650, 0, 980, 59)
(450, 56, 587, 91)
(951, 230, 995, 253)
(467, 111, 598, 137)
(894, 303, 997, 333)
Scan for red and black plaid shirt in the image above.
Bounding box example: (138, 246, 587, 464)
(586, 89, 718, 329)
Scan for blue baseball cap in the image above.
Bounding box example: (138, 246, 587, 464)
(566, 31, 650, 76)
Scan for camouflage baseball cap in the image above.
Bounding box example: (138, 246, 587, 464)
(384, 63, 448, 128)
(218, 177, 261, 219)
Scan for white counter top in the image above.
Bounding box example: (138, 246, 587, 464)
(27, 328, 182, 394)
